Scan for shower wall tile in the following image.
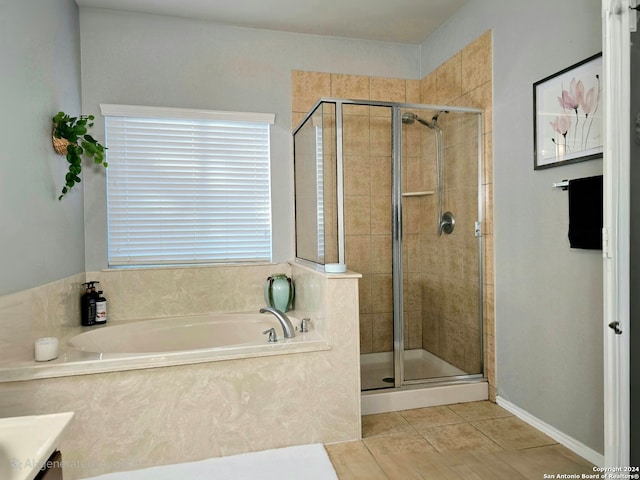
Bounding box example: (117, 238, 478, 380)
(291, 29, 495, 372)
(421, 151, 438, 191)
(483, 132, 494, 185)
(484, 283, 495, 337)
(483, 183, 494, 236)
(406, 310, 423, 350)
(370, 77, 406, 102)
(417, 29, 494, 382)
(402, 233, 421, 273)
(461, 30, 493, 93)
(360, 312, 373, 354)
(457, 82, 493, 137)
(346, 235, 372, 275)
(331, 74, 371, 101)
(370, 106, 391, 117)
(483, 234, 495, 286)
(403, 127, 423, 159)
(344, 155, 371, 196)
(406, 79, 421, 104)
(402, 200, 422, 236)
(440, 317, 465, 369)
(447, 140, 478, 189)
(370, 116, 392, 156)
(405, 156, 427, 193)
(420, 73, 437, 104)
(403, 273, 422, 312)
(436, 52, 463, 103)
(291, 70, 331, 114)
(371, 274, 393, 313)
(343, 114, 371, 155)
(370, 235, 392, 274)
(345, 195, 371, 235)
(370, 195, 391, 235)
(371, 312, 393, 352)
(464, 327, 482, 373)
(485, 332, 496, 392)
(358, 273, 373, 315)
(292, 111, 306, 129)
(370, 156, 391, 195)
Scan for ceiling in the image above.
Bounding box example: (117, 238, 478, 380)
(75, 0, 469, 45)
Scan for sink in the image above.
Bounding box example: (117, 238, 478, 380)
(0, 412, 74, 480)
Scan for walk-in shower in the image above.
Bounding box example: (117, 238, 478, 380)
(293, 98, 484, 399)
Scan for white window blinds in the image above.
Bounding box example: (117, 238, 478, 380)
(101, 104, 274, 267)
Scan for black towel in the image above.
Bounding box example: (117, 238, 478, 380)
(568, 175, 603, 250)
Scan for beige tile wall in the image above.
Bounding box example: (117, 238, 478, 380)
(0, 264, 362, 479)
(290, 29, 495, 399)
(419, 31, 495, 399)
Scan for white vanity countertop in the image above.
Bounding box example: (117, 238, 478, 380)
(0, 411, 74, 480)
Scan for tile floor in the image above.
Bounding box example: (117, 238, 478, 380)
(325, 401, 595, 479)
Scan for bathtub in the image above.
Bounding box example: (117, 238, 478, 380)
(0, 312, 329, 382)
(68, 313, 307, 354)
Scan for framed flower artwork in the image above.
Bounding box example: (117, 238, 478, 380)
(533, 53, 603, 169)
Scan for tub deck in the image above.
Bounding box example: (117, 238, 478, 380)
(0, 312, 329, 383)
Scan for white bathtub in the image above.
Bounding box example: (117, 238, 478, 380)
(0, 312, 329, 382)
(69, 313, 301, 354)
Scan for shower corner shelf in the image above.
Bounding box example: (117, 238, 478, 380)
(401, 191, 435, 197)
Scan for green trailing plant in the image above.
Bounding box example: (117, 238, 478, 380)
(52, 111, 108, 200)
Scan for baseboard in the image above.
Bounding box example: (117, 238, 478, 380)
(496, 396, 604, 467)
(361, 381, 488, 415)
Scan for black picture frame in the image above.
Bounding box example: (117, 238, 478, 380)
(533, 53, 603, 170)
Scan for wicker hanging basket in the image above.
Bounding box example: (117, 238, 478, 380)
(52, 126, 70, 155)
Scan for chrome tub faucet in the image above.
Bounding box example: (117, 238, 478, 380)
(259, 307, 296, 338)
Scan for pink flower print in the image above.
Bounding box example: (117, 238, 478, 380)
(550, 114, 571, 157)
(557, 78, 584, 114)
(581, 87, 596, 116)
(550, 115, 571, 135)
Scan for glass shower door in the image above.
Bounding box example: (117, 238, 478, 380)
(400, 108, 484, 383)
(341, 103, 396, 391)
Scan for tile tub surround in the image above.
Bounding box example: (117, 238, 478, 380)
(0, 262, 362, 479)
(0, 264, 292, 370)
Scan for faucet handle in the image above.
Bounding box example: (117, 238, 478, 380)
(263, 328, 278, 343)
(300, 318, 310, 333)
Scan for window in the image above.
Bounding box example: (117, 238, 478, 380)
(101, 104, 274, 267)
(315, 123, 325, 261)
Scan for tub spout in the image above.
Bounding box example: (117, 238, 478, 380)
(259, 307, 296, 338)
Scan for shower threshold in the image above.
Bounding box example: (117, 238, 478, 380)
(360, 349, 488, 414)
(360, 349, 467, 391)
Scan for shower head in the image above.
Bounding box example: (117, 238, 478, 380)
(401, 112, 418, 124)
(401, 111, 436, 129)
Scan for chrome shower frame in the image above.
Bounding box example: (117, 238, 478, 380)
(293, 98, 485, 391)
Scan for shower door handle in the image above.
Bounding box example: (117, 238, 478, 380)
(608, 321, 623, 335)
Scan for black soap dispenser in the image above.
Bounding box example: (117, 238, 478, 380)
(81, 281, 99, 326)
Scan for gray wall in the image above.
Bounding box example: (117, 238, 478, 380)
(78, 8, 420, 271)
(421, 0, 604, 453)
(0, 0, 84, 296)
(630, 29, 639, 466)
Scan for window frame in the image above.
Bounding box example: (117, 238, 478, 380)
(100, 104, 276, 268)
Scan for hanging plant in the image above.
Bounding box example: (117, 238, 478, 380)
(52, 111, 108, 200)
